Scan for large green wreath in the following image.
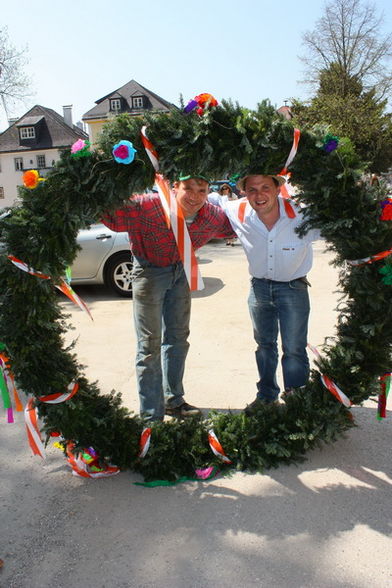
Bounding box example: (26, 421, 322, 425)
(1, 99, 391, 481)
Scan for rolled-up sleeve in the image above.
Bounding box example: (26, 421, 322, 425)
(101, 201, 139, 233)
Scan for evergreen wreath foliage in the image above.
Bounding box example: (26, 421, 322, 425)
(1, 100, 391, 482)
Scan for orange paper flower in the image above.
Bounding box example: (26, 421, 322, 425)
(196, 93, 218, 108)
(23, 169, 40, 189)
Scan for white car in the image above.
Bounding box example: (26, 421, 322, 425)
(71, 223, 133, 297)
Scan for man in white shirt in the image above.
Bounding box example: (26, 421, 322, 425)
(222, 174, 319, 410)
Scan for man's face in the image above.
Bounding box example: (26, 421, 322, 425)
(173, 178, 209, 217)
(244, 175, 280, 217)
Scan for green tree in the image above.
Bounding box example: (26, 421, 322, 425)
(291, 63, 392, 172)
(300, 0, 392, 101)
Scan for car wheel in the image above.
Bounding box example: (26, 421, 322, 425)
(105, 252, 133, 297)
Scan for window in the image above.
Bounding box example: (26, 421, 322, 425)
(37, 155, 46, 168)
(19, 127, 35, 139)
(132, 96, 144, 109)
(0, 187, 4, 199)
(110, 98, 121, 111)
(14, 157, 23, 171)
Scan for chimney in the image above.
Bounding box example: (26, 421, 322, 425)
(62, 105, 73, 127)
(8, 117, 18, 127)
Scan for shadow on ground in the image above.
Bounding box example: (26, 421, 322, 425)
(1, 403, 391, 587)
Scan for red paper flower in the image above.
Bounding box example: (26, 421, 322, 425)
(184, 93, 218, 116)
(380, 198, 392, 220)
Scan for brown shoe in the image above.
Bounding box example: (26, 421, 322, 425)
(165, 402, 201, 418)
(244, 398, 278, 416)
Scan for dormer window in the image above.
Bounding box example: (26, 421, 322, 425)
(132, 96, 144, 109)
(19, 127, 36, 139)
(110, 98, 122, 112)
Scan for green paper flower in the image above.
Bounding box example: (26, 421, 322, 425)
(379, 264, 392, 285)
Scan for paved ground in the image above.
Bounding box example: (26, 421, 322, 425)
(1, 240, 391, 588)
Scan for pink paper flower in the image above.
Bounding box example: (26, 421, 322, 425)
(71, 139, 87, 153)
(112, 140, 137, 164)
(195, 466, 216, 479)
(70, 139, 91, 158)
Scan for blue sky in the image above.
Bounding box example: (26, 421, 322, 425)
(1, 0, 391, 130)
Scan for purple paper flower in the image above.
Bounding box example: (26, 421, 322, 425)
(322, 134, 339, 153)
(324, 139, 339, 153)
(112, 140, 137, 164)
(184, 99, 198, 114)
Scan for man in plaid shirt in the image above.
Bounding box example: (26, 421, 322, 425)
(102, 176, 235, 421)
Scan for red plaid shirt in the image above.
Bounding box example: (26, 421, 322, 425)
(102, 194, 235, 267)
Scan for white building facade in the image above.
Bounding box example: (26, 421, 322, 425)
(0, 105, 88, 209)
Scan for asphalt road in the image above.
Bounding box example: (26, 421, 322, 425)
(1, 240, 391, 588)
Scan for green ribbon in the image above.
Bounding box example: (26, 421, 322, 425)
(0, 342, 11, 410)
(134, 476, 191, 487)
(0, 369, 11, 410)
(65, 266, 72, 284)
(133, 467, 221, 487)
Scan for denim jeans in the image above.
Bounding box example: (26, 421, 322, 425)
(132, 258, 191, 421)
(248, 277, 310, 402)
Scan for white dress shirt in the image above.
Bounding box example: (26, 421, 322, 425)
(222, 197, 320, 281)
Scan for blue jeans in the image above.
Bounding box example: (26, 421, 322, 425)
(132, 258, 191, 421)
(248, 277, 310, 402)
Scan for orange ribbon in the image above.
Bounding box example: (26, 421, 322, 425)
(208, 429, 232, 464)
(139, 427, 152, 458)
(24, 398, 46, 458)
(347, 248, 392, 266)
(141, 127, 204, 291)
(38, 381, 79, 404)
(66, 442, 120, 478)
(308, 344, 352, 407)
(8, 255, 93, 319)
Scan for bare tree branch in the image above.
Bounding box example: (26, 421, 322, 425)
(300, 0, 392, 100)
(0, 26, 33, 120)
